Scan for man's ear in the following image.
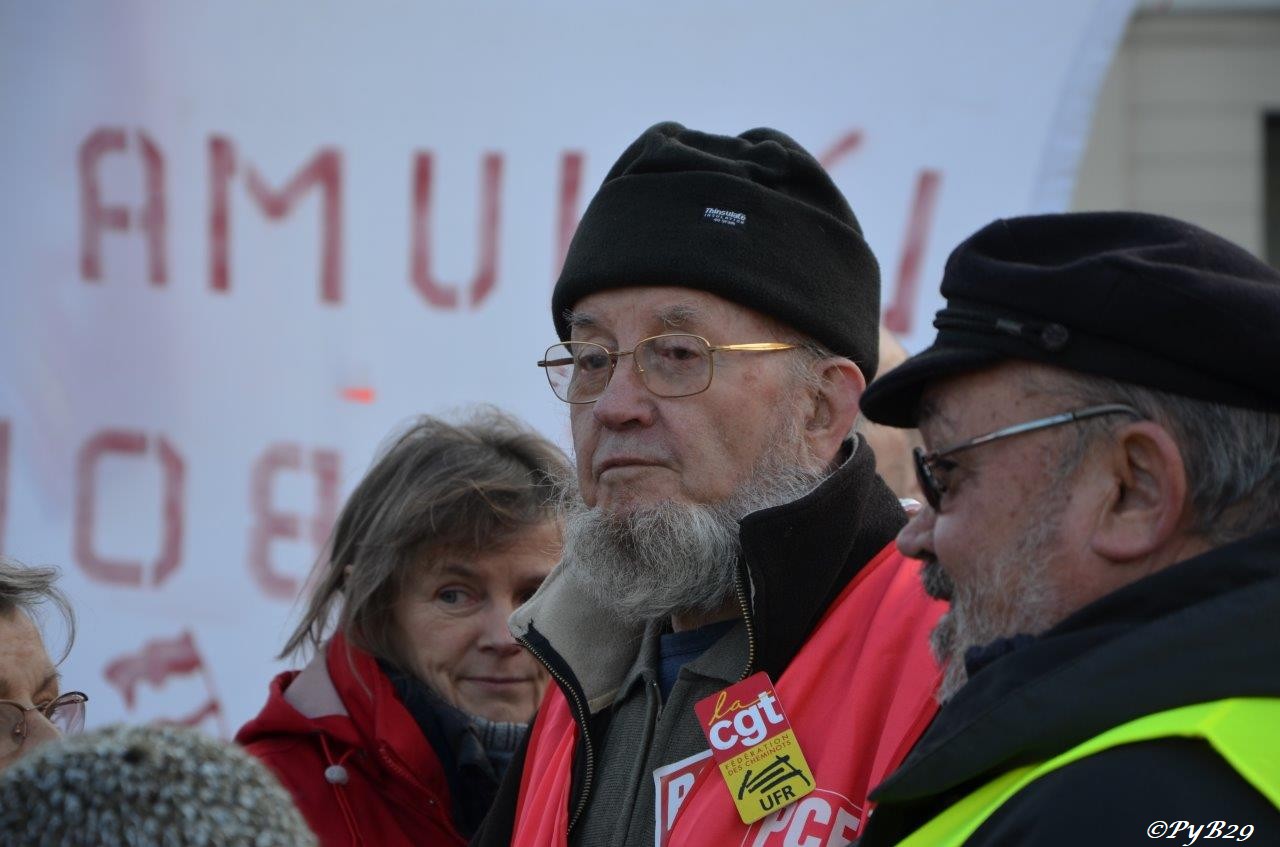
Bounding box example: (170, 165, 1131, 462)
(805, 358, 865, 464)
(1090, 421, 1189, 562)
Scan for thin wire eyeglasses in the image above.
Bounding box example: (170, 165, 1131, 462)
(0, 691, 88, 757)
(537, 333, 798, 404)
(913, 404, 1143, 511)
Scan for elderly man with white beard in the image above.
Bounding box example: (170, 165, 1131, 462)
(470, 123, 945, 847)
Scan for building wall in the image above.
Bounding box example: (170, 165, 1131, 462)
(1072, 8, 1280, 261)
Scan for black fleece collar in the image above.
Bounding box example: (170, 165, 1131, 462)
(739, 435, 908, 681)
(873, 528, 1280, 804)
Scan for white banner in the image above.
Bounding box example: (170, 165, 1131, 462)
(0, 0, 1135, 734)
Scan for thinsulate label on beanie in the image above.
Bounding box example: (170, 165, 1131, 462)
(703, 207, 747, 226)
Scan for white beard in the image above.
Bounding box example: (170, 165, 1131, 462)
(563, 431, 825, 626)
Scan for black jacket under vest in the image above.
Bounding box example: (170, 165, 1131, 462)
(858, 527, 1280, 847)
(471, 438, 908, 846)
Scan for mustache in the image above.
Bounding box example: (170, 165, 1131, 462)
(590, 435, 676, 461)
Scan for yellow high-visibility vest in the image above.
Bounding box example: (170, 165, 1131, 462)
(896, 698, 1280, 847)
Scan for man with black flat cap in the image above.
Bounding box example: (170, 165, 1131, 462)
(855, 211, 1280, 846)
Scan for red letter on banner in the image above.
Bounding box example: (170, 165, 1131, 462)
(138, 133, 168, 285)
(79, 129, 127, 282)
(555, 151, 585, 278)
(208, 136, 236, 294)
(310, 448, 341, 552)
(74, 431, 185, 587)
(79, 129, 169, 285)
(883, 170, 943, 335)
(818, 130, 864, 171)
(207, 137, 344, 303)
(410, 152, 503, 309)
(248, 444, 341, 600)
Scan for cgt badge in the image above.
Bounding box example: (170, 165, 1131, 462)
(695, 672, 815, 825)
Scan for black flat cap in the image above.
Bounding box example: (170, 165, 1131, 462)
(553, 122, 882, 380)
(860, 212, 1280, 427)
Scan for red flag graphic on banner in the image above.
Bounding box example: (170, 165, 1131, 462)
(103, 630, 227, 736)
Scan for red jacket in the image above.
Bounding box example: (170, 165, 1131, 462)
(236, 634, 466, 847)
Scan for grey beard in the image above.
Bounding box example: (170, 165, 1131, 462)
(921, 564, 967, 705)
(562, 457, 825, 627)
(924, 492, 1065, 705)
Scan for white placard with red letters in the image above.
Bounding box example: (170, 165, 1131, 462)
(0, 0, 1135, 733)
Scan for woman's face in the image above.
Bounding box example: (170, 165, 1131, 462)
(0, 610, 61, 771)
(391, 520, 560, 723)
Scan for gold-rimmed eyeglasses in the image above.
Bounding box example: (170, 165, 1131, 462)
(537, 333, 798, 404)
(0, 692, 88, 757)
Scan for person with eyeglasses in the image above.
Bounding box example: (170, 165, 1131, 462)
(853, 212, 1280, 847)
(0, 556, 86, 772)
(472, 123, 945, 847)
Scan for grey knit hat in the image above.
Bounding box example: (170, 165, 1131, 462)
(0, 723, 316, 847)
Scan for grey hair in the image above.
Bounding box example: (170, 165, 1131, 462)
(0, 557, 75, 664)
(1032, 371, 1280, 545)
(280, 407, 571, 671)
(783, 333, 882, 454)
(786, 337, 835, 398)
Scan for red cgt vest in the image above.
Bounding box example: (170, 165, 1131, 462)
(511, 543, 945, 847)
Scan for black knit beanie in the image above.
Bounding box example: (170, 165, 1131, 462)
(553, 122, 882, 380)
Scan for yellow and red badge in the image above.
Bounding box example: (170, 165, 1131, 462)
(695, 672, 816, 824)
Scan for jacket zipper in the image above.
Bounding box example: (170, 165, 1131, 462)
(734, 558, 758, 681)
(376, 743, 442, 813)
(517, 562, 754, 834)
(519, 634, 596, 834)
